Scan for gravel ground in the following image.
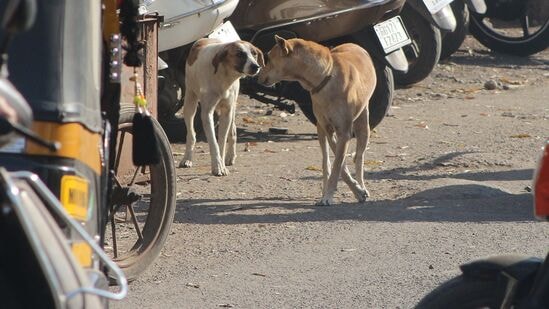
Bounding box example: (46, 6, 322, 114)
(113, 37, 549, 308)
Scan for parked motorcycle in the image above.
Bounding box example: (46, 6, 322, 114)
(0, 0, 128, 307)
(415, 140, 549, 309)
(469, 0, 549, 56)
(393, 0, 457, 85)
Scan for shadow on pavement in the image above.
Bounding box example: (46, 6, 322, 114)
(443, 51, 549, 69)
(174, 185, 533, 225)
(174, 151, 536, 225)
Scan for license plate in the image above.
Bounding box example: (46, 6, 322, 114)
(423, 0, 454, 14)
(0, 137, 25, 153)
(374, 16, 411, 54)
(208, 21, 240, 43)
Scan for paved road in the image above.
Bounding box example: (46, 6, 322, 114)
(114, 63, 548, 308)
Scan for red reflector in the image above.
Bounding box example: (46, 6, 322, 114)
(534, 141, 549, 220)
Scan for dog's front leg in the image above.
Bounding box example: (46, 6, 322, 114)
(180, 90, 199, 168)
(225, 106, 237, 166)
(217, 99, 234, 167)
(317, 125, 331, 193)
(317, 133, 351, 206)
(200, 96, 229, 176)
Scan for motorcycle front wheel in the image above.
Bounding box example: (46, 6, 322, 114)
(416, 275, 503, 309)
(440, 0, 469, 60)
(395, 3, 442, 85)
(470, 10, 549, 56)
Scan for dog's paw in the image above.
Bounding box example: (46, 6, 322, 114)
(179, 160, 193, 168)
(315, 198, 333, 206)
(225, 155, 236, 166)
(355, 188, 370, 203)
(212, 166, 230, 176)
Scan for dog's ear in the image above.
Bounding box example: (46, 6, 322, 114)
(274, 35, 291, 55)
(212, 48, 228, 74)
(252, 46, 265, 67)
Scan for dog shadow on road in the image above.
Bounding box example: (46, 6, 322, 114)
(174, 151, 536, 225)
(174, 188, 533, 226)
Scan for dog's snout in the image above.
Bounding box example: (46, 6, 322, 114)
(250, 63, 260, 74)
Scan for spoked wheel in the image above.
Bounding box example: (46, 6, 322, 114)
(104, 106, 176, 281)
(469, 2, 549, 56)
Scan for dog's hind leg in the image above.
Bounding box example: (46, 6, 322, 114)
(180, 90, 199, 168)
(200, 94, 228, 176)
(353, 110, 371, 198)
(317, 130, 353, 206)
(326, 133, 369, 203)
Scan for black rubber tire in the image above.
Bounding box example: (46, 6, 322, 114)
(369, 61, 394, 129)
(295, 58, 394, 130)
(416, 275, 503, 309)
(440, 1, 469, 60)
(395, 3, 442, 85)
(469, 13, 549, 56)
(110, 106, 176, 281)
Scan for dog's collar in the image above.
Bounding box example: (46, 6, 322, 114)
(310, 74, 332, 94)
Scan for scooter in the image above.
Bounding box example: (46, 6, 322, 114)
(394, 0, 458, 85)
(440, 0, 487, 60)
(230, 0, 410, 129)
(415, 140, 549, 309)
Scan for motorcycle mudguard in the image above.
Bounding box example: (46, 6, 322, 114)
(407, 0, 456, 31)
(460, 255, 542, 282)
(465, 0, 487, 14)
(385, 49, 408, 73)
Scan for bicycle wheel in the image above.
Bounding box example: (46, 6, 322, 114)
(105, 106, 176, 281)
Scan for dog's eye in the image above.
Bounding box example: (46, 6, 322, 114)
(237, 50, 247, 58)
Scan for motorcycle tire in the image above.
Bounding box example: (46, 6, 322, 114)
(294, 59, 394, 130)
(440, 0, 469, 60)
(395, 3, 442, 86)
(469, 13, 549, 56)
(415, 275, 502, 309)
(108, 106, 176, 282)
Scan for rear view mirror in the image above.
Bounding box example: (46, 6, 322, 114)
(1, 0, 36, 34)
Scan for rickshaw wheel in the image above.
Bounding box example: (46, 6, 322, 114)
(105, 106, 176, 281)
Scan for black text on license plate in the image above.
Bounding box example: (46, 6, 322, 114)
(374, 16, 411, 54)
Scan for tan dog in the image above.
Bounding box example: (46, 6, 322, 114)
(180, 38, 264, 176)
(258, 36, 377, 205)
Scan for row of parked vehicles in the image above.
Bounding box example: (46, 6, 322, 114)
(0, 0, 547, 308)
(151, 0, 549, 142)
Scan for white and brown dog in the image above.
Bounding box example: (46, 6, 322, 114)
(180, 38, 264, 176)
(258, 36, 377, 205)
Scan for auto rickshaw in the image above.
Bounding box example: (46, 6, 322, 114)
(0, 1, 176, 306)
